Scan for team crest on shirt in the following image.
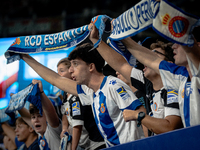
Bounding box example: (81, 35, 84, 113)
(40, 139, 46, 147)
(100, 103, 105, 113)
(154, 102, 158, 111)
(72, 102, 81, 116)
(65, 108, 69, 116)
(167, 89, 178, 104)
(181, 88, 184, 98)
(117, 86, 130, 100)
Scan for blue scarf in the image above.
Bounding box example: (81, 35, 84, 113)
(5, 15, 112, 64)
(5, 83, 43, 117)
(59, 132, 72, 150)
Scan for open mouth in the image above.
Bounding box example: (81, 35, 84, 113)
(35, 124, 41, 130)
(72, 76, 76, 81)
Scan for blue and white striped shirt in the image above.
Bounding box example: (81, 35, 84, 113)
(77, 76, 142, 147)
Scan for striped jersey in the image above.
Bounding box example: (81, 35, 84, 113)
(130, 67, 180, 135)
(77, 76, 142, 147)
(159, 59, 200, 127)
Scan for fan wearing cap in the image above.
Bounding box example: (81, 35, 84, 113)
(89, 24, 183, 136)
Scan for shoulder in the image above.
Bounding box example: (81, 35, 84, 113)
(77, 84, 93, 95)
(106, 76, 126, 87)
(159, 60, 187, 75)
(29, 139, 40, 150)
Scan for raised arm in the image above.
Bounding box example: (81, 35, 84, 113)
(32, 79, 59, 128)
(21, 54, 78, 96)
(181, 39, 200, 70)
(123, 109, 183, 134)
(18, 107, 32, 128)
(122, 37, 162, 74)
(1, 122, 16, 144)
(89, 24, 132, 83)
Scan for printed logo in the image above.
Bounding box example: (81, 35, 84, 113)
(117, 86, 130, 100)
(65, 108, 69, 116)
(154, 102, 158, 111)
(168, 16, 189, 38)
(162, 14, 171, 25)
(167, 89, 178, 104)
(100, 103, 105, 113)
(181, 88, 184, 98)
(40, 139, 46, 147)
(109, 80, 117, 85)
(11, 37, 21, 46)
(72, 102, 81, 116)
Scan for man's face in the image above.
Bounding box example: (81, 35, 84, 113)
(69, 58, 91, 85)
(30, 112, 47, 135)
(172, 43, 188, 66)
(57, 63, 72, 79)
(144, 48, 165, 80)
(15, 123, 30, 142)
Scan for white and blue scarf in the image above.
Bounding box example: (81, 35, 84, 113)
(5, 83, 43, 116)
(107, 0, 200, 64)
(59, 132, 72, 150)
(153, 0, 200, 46)
(5, 15, 112, 64)
(4, 0, 200, 65)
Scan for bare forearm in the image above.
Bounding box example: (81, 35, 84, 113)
(40, 92, 60, 128)
(18, 108, 32, 127)
(96, 41, 132, 82)
(122, 37, 162, 74)
(21, 54, 78, 96)
(62, 115, 69, 131)
(1, 122, 16, 143)
(123, 108, 182, 134)
(142, 115, 183, 134)
(72, 126, 82, 150)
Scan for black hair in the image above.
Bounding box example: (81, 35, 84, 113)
(68, 43, 105, 73)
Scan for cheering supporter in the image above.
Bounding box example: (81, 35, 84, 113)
(20, 43, 146, 148)
(18, 79, 62, 149)
(1, 117, 39, 150)
(120, 26, 200, 128)
(15, 117, 39, 150)
(57, 57, 106, 150)
(89, 24, 183, 136)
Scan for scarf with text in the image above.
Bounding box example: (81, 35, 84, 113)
(107, 0, 200, 64)
(5, 15, 112, 64)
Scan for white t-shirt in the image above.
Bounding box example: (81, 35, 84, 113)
(77, 76, 143, 147)
(38, 122, 62, 150)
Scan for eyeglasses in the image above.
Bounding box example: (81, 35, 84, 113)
(152, 50, 170, 60)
